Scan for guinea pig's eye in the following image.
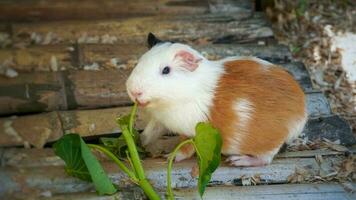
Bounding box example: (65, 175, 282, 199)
(161, 66, 170, 75)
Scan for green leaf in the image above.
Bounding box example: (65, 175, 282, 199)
(53, 134, 117, 195)
(193, 122, 222, 197)
(100, 135, 146, 160)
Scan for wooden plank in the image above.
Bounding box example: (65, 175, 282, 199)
(1, 148, 64, 167)
(198, 44, 293, 63)
(0, 107, 128, 147)
(0, 86, 328, 118)
(0, 62, 319, 116)
(0, 71, 67, 115)
(0, 88, 340, 147)
(79, 44, 145, 71)
(0, 104, 350, 148)
(3, 183, 353, 200)
(0, 45, 78, 72)
(0, 70, 128, 115)
(0, 156, 345, 196)
(0, 112, 62, 148)
(283, 62, 313, 92)
(63, 70, 129, 109)
(2, 146, 354, 168)
(305, 115, 356, 146)
(209, 0, 253, 14)
(35, 189, 145, 200)
(277, 148, 356, 158)
(12, 13, 273, 46)
(0, 0, 254, 22)
(173, 184, 355, 200)
(307, 92, 331, 117)
(80, 43, 293, 70)
(0, 43, 292, 72)
(58, 107, 145, 137)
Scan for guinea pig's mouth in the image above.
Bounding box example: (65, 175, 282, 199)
(136, 100, 150, 107)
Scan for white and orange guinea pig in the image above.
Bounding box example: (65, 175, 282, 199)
(126, 33, 307, 167)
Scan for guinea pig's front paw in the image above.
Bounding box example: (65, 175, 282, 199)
(140, 134, 151, 146)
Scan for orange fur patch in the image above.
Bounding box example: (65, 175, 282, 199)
(209, 60, 306, 156)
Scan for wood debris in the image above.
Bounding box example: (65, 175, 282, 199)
(83, 62, 100, 71)
(288, 153, 355, 184)
(0, 32, 12, 48)
(287, 137, 350, 152)
(0, 58, 18, 78)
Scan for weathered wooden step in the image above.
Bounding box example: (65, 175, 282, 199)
(0, 43, 292, 72)
(8, 188, 145, 200)
(0, 0, 254, 22)
(304, 115, 356, 145)
(0, 155, 348, 196)
(2, 147, 355, 168)
(0, 0, 210, 22)
(0, 106, 353, 148)
(3, 183, 353, 200)
(0, 62, 314, 116)
(0, 44, 78, 72)
(79, 43, 292, 70)
(11, 13, 273, 46)
(174, 183, 356, 200)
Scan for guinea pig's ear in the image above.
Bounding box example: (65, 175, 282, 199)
(147, 33, 162, 49)
(174, 50, 202, 72)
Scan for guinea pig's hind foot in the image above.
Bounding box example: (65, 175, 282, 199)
(164, 142, 196, 162)
(226, 155, 270, 167)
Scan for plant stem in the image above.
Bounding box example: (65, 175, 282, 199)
(126, 150, 138, 177)
(129, 103, 137, 134)
(121, 126, 146, 179)
(140, 178, 161, 200)
(88, 144, 138, 183)
(166, 139, 195, 200)
(121, 126, 160, 200)
(191, 142, 202, 161)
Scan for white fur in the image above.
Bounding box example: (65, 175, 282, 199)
(126, 43, 224, 138)
(140, 119, 166, 146)
(286, 107, 308, 144)
(223, 98, 254, 155)
(258, 146, 280, 164)
(234, 98, 254, 129)
(216, 56, 273, 70)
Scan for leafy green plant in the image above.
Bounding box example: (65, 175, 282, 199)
(53, 134, 117, 195)
(166, 122, 222, 199)
(53, 103, 222, 199)
(54, 104, 160, 199)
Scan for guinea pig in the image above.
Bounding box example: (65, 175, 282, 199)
(126, 33, 307, 167)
